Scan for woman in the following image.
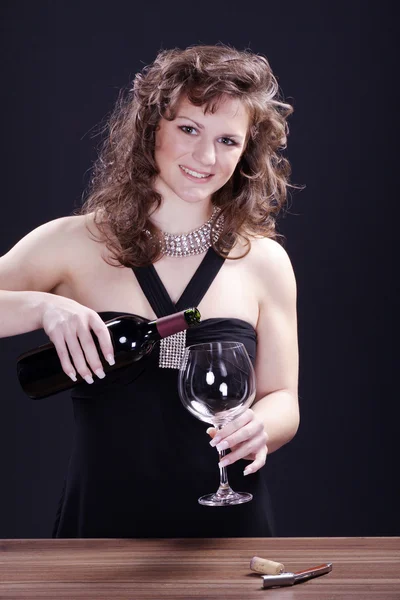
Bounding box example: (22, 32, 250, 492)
(0, 44, 299, 537)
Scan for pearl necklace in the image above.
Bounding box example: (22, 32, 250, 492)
(151, 206, 224, 258)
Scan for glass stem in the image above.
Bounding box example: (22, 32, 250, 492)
(218, 448, 229, 489)
(216, 425, 232, 495)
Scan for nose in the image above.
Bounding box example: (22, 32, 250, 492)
(192, 138, 216, 167)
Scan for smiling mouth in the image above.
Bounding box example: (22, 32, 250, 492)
(179, 165, 213, 179)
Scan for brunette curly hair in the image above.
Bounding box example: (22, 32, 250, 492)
(78, 43, 298, 267)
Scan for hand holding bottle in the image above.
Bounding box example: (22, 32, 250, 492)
(40, 296, 115, 384)
(18, 307, 201, 399)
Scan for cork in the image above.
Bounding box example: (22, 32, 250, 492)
(250, 556, 285, 575)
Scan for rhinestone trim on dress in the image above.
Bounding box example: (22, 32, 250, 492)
(159, 329, 187, 369)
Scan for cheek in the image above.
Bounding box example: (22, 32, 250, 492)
(221, 152, 242, 177)
(155, 136, 171, 161)
(155, 129, 187, 162)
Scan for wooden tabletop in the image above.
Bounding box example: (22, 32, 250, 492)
(0, 537, 399, 599)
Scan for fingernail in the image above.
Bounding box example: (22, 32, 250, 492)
(216, 441, 229, 452)
(206, 427, 213, 435)
(68, 373, 77, 382)
(84, 375, 94, 384)
(95, 368, 106, 379)
(107, 355, 115, 366)
(209, 436, 221, 447)
(219, 459, 229, 468)
(244, 466, 253, 476)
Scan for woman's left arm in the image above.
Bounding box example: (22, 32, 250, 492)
(209, 238, 299, 474)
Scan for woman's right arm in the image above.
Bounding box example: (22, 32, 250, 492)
(0, 289, 60, 336)
(0, 217, 115, 382)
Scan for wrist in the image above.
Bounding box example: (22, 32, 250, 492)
(28, 291, 56, 329)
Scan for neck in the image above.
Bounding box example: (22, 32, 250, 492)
(149, 180, 213, 234)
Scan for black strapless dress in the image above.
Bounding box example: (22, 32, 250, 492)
(52, 248, 275, 538)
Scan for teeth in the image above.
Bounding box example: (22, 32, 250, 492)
(180, 166, 211, 179)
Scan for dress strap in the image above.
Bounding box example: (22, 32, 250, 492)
(132, 247, 226, 318)
(175, 248, 225, 311)
(132, 264, 176, 318)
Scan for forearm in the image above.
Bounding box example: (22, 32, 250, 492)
(252, 389, 299, 454)
(0, 290, 50, 337)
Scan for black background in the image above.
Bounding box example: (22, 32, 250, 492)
(0, 1, 398, 538)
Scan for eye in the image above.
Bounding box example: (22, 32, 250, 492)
(179, 126, 238, 146)
(179, 125, 198, 135)
(219, 137, 237, 146)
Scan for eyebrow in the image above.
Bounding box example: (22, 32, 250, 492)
(175, 115, 244, 140)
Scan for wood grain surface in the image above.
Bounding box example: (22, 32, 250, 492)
(0, 537, 399, 599)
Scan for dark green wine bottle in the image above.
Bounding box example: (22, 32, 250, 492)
(16, 308, 201, 399)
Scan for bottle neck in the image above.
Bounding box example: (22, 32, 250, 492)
(149, 312, 190, 339)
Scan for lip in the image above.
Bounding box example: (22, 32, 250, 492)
(179, 165, 214, 177)
(179, 168, 213, 183)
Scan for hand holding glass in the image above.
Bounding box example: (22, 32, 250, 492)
(178, 341, 256, 506)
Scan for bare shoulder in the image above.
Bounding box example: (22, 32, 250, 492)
(245, 236, 297, 307)
(42, 212, 96, 243)
(0, 213, 97, 292)
(20, 213, 99, 264)
(45, 212, 110, 277)
(62, 212, 111, 262)
(248, 236, 294, 269)
(31, 212, 103, 256)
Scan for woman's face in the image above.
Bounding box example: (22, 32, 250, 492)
(154, 94, 249, 205)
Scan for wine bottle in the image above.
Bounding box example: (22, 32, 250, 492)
(16, 308, 201, 400)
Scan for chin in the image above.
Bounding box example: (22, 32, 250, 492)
(175, 189, 215, 204)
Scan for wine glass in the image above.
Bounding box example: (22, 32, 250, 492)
(178, 341, 256, 506)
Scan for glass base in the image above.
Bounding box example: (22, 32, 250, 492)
(198, 490, 253, 507)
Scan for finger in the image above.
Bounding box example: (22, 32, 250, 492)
(221, 443, 267, 474)
(89, 314, 115, 366)
(243, 447, 269, 476)
(212, 420, 264, 452)
(206, 427, 217, 439)
(63, 330, 96, 384)
(51, 332, 79, 382)
(218, 433, 267, 469)
(220, 436, 265, 467)
(209, 409, 254, 446)
(75, 327, 107, 380)
(242, 452, 257, 461)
